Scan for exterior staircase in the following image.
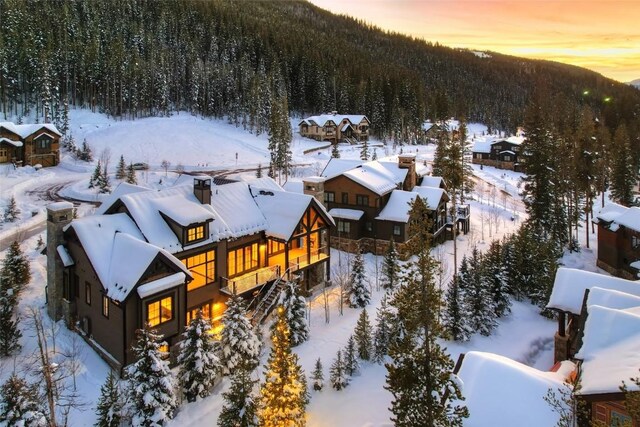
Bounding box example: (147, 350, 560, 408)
(250, 269, 298, 325)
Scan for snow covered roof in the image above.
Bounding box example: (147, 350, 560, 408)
(343, 161, 400, 196)
(209, 182, 267, 240)
(137, 272, 186, 299)
(594, 202, 628, 224)
(576, 304, 640, 395)
(321, 158, 364, 179)
(457, 351, 575, 427)
(587, 287, 640, 311)
(504, 135, 525, 145)
(56, 245, 74, 267)
(377, 160, 409, 184)
(283, 181, 304, 194)
(301, 114, 368, 128)
(154, 197, 215, 227)
(48, 201, 74, 212)
(500, 150, 516, 155)
(329, 208, 364, 221)
(472, 139, 493, 153)
(68, 213, 190, 302)
(421, 176, 444, 188)
(375, 190, 417, 223)
(240, 176, 284, 193)
(0, 137, 23, 147)
(253, 189, 333, 240)
(413, 186, 448, 209)
(95, 182, 150, 215)
(0, 122, 61, 138)
(612, 206, 640, 232)
(415, 161, 430, 177)
(547, 267, 640, 314)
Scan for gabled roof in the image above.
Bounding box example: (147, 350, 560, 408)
(547, 267, 640, 314)
(377, 160, 410, 184)
(252, 189, 334, 240)
(413, 185, 448, 209)
(67, 213, 190, 302)
(594, 202, 628, 224)
(376, 186, 447, 223)
(472, 140, 493, 153)
(321, 158, 364, 179)
(613, 206, 640, 232)
(457, 351, 575, 427)
(576, 304, 640, 395)
(95, 182, 150, 215)
(300, 114, 369, 128)
(0, 122, 61, 138)
(0, 137, 23, 147)
(421, 176, 444, 189)
(492, 136, 525, 147)
(241, 176, 285, 193)
(209, 182, 267, 239)
(342, 161, 400, 196)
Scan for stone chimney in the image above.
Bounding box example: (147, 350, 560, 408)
(303, 176, 326, 205)
(398, 153, 417, 191)
(194, 178, 212, 205)
(46, 201, 74, 321)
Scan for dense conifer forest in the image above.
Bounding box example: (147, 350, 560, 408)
(1, 0, 639, 138)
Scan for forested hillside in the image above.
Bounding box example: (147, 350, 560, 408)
(1, 0, 639, 138)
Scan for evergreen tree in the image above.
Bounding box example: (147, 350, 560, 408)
(276, 282, 309, 347)
(329, 350, 349, 390)
(1, 240, 31, 292)
(218, 369, 259, 427)
(343, 335, 359, 376)
(371, 148, 378, 161)
(126, 163, 138, 185)
(95, 370, 123, 427)
(219, 295, 262, 375)
(610, 123, 636, 206)
(380, 239, 400, 291)
(442, 276, 470, 342)
(115, 155, 127, 180)
(0, 373, 45, 427)
(258, 306, 307, 427)
(97, 162, 111, 194)
(360, 139, 369, 160)
(89, 160, 101, 189)
(385, 191, 468, 426)
(483, 240, 511, 318)
(0, 275, 21, 357)
(347, 246, 370, 308)
(268, 94, 292, 182)
(373, 293, 395, 363)
(463, 246, 497, 337)
(312, 358, 324, 391)
(177, 310, 219, 402)
(126, 328, 177, 427)
(354, 309, 373, 361)
(80, 139, 93, 162)
(256, 163, 263, 178)
(3, 196, 19, 223)
(331, 143, 340, 159)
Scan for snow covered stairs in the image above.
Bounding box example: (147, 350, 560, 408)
(250, 276, 289, 325)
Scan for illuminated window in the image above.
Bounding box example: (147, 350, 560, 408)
(158, 343, 169, 359)
(85, 282, 91, 305)
(228, 243, 259, 277)
(187, 303, 212, 324)
(147, 296, 173, 327)
(186, 225, 205, 243)
(102, 295, 109, 318)
(181, 250, 215, 291)
(269, 239, 285, 255)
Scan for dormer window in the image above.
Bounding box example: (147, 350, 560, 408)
(187, 225, 205, 243)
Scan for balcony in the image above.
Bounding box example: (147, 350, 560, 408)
(220, 265, 281, 296)
(268, 246, 329, 274)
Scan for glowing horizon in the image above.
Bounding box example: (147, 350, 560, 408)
(309, 0, 640, 83)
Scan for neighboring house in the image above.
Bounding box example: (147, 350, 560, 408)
(298, 113, 370, 143)
(306, 154, 460, 255)
(471, 136, 524, 171)
(0, 121, 61, 167)
(46, 178, 334, 371)
(421, 122, 447, 142)
(546, 267, 640, 363)
(594, 204, 640, 280)
(454, 351, 575, 427)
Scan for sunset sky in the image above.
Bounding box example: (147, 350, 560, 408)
(309, 0, 640, 83)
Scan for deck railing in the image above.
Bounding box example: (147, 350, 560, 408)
(288, 246, 329, 271)
(220, 265, 281, 296)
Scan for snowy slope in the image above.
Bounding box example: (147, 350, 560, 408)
(628, 78, 640, 89)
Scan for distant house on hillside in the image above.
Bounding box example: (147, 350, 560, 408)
(0, 121, 61, 167)
(594, 204, 640, 280)
(47, 177, 334, 372)
(298, 113, 370, 144)
(471, 136, 524, 171)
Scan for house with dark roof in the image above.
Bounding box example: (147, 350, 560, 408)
(47, 178, 334, 371)
(471, 136, 525, 171)
(0, 121, 61, 167)
(298, 113, 370, 144)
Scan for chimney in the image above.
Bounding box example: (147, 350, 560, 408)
(303, 176, 326, 205)
(194, 178, 212, 205)
(398, 153, 417, 190)
(46, 201, 74, 321)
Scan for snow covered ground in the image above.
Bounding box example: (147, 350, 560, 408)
(0, 109, 606, 425)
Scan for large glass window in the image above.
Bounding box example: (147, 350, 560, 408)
(182, 250, 215, 291)
(186, 302, 212, 324)
(337, 221, 350, 233)
(102, 296, 109, 318)
(187, 225, 205, 243)
(228, 243, 259, 277)
(147, 296, 173, 327)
